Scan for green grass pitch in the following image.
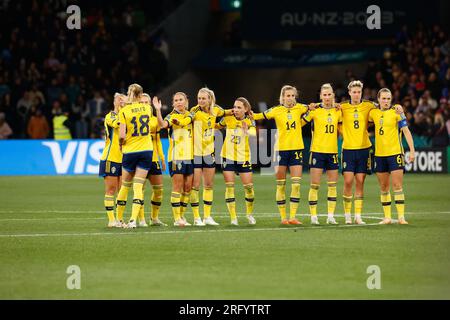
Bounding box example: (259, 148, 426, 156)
(0, 173, 449, 299)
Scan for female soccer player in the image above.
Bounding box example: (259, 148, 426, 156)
(115, 83, 154, 229)
(251, 85, 308, 225)
(369, 88, 415, 225)
(189, 88, 232, 226)
(137, 93, 166, 227)
(216, 97, 256, 226)
(302, 84, 342, 225)
(153, 93, 196, 227)
(340, 80, 404, 224)
(99, 93, 126, 227)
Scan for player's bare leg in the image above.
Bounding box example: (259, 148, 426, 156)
(309, 168, 323, 225)
(326, 169, 338, 225)
(288, 165, 303, 225)
(376, 172, 392, 225)
(275, 165, 288, 224)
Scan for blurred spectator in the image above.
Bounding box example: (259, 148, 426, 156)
(430, 112, 449, 147)
(52, 101, 71, 140)
(0, 112, 12, 139)
(27, 107, 49, 139)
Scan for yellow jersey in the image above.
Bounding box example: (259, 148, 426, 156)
(341, 100, 376, 150)
(217, 115, 256, 162)
(118, 102, 153, 154)
(189, 105, 226, 156)
(369, 108, 407, 157)
(101, 111, 123, 163)
(254, 103, 308, 151)
(149, 116, 164, 162)
(164, 110, 194, 161)
(302, 106, 342, 154)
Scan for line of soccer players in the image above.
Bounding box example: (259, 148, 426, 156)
(99, 81, 415, 228)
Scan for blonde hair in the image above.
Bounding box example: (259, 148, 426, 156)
(235, 97, 252, 114)
(320, 83, 334, 93)
(127, 83, 143, 103)
(347, 80, 363, 90)
(279, 85, 298, 105)
(114, 92, 126, 99)
(377, 88, 392, 99)
(198, 87, 216, 110)
(141, 93, 151, 103)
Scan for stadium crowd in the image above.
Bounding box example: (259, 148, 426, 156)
(0, 1, 448, 147)
(0, 0, 174, 139)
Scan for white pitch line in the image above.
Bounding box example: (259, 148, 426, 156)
(0, 211, 444, 222)
(0, 221, 383, 238)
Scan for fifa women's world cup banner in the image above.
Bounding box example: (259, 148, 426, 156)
(0, 139, 447, 175)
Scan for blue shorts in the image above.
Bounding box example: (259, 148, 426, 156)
(99, 160, 122, 177)
(122, 151, 153, 172)
(193, 153, 216, 169)
(373, 154, 405, 173)
(309, 152, 339, 171)
(222, 158, 253, 173)
(277, 150, 303, 167)
(169, 160, 194, 177)
(342, 148, 372, 174)
(146, 161, 162, 177)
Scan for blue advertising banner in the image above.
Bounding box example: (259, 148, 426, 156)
(242, 0, 439, 40)
(0, 139, 169, 176)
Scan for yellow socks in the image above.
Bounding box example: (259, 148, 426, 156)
(151, 185, 163, 220)
(138, 184, 146, 223)
(225, 182, 237, 220)
(104, 194, 115, 223)
(116, 180, 132, 221)
(276, 179, 287, 220)
(180, 192, 190, 218)
(327, 181, 337, 216)
(203, 187, 214, 218)
(343, 194, 352, 220)
(354, 195, 364, 219)
(244, 183, 255, 215)
(190, 188, 200, 219)
(289, 177, 301, 219)
(171, 191, 181, 221)
(381, 191, 392, 219)
(394, 189, 405, 219)
(308, 184, 319, 216)
(130, 177, 145, 222)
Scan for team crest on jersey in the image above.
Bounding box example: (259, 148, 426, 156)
(207, 119, 212, 127)
(327, 116, 333, 123)
(287, 113, 292, 120)
(379, 119, 383, 126)
(353, 112, 358, 119)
